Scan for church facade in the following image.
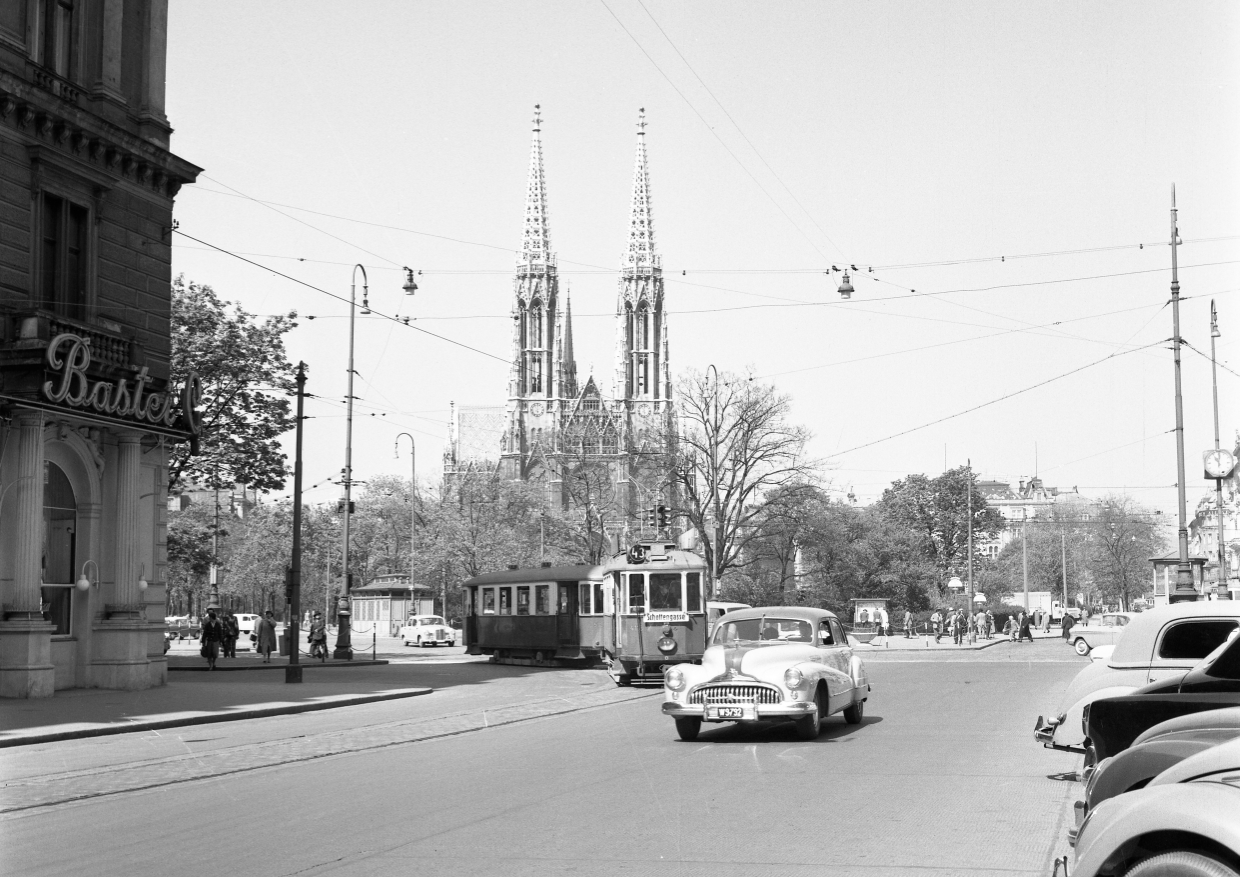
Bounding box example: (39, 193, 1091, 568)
(446, 109, 676, 537)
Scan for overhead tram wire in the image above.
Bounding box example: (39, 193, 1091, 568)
(829, 340, 1166, 458)
(173, 229, 509, 366)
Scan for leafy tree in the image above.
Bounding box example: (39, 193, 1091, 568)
(169, 276, 298, 492)
(1085, 495, 1165, 610)
(879, 467, 1004, 595)
(166, 501, 217, 616)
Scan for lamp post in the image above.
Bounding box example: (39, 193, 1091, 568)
(1210, 301, 1232, 600)
(706, 364, 722, 598)
(334, 264, 367, 660)
(396, 432, 416, 625)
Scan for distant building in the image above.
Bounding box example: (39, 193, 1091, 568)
(976, 476, 1094, 557)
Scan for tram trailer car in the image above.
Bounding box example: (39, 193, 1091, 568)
(462, 542, 709, 684)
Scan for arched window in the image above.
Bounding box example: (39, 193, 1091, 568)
(529, 299, 543, 348)
(42, 461, 77, 635)
(601, 428, 617, 455)
(636, 304, 649, 349)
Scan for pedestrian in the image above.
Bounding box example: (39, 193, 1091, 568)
(951, 609, 963, 645)
(931, 609, 943, 643)
(975, 608, 986, 641)
(903, 610, 914, 639)
(1043, 612, 1052, 633)
(985, 609, 994, 639)
(1061, 612, 1076, 642)
(255, 610, 278, 663)
(200, 606, 225, 670)
(222, 611, 240, 659)
(1018, 611, 1033, 643)
(1005, 616, 1015, 641)
(308, 611, 327, 661)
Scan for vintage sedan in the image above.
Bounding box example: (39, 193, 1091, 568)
(661, 607, 870, 742)
(1069, 612, 1134, 657)
(1034, 601, 1240, 753)
(1069, 735, 1240, 877)
(399, 615, 456, 647)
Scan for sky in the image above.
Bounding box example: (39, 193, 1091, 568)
(165, 1, 1240, 526)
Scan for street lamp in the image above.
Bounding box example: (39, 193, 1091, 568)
(396, 432, 417, 625)
(706, 364, 722, 598)
(1168, 188, 1197, 603)
(1208, 301, 1233, 600)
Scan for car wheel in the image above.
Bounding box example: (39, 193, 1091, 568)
(795, 689, 823, 740)
(844, 697, 865, 725)
(1074, 638, 1091, 657)
(675, 717, 702, 742)
(1123, 851, 1239, 877)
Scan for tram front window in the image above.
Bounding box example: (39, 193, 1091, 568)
(649, 573, 682, 611)
(627, 574, 644, 614)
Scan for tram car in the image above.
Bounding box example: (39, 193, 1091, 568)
(462, 541, 709, 684)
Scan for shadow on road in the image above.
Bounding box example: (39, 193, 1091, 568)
(685, 713, 883, 744)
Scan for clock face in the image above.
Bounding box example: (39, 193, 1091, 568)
(638, 403, 653, 417)
(1204, 448, 1236, 479)
(530, 402, 545, 417)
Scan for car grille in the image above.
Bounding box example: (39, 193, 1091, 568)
(688, 684, 782, 705)
(436, 630, 445, 640)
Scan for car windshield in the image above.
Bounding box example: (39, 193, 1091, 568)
(421, 617, 445, 626)
(712, 618, 812, 645)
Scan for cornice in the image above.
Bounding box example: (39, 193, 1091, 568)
(0, 71, 201, 200)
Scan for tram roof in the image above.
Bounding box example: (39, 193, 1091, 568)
(462, 564, 604, 587)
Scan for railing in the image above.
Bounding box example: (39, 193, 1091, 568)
(6, 309, 134, 372)
(27, 63, 81, 104)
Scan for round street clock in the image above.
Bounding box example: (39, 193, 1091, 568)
(1204, 448, 1237, 479)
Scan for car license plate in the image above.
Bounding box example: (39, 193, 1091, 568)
(707, 706, 750, 720)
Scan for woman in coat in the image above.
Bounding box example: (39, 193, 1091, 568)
(255, 611, 278, 663)
(200, 607, 225, 670)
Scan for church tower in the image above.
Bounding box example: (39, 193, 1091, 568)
(499, 106, 574, 481)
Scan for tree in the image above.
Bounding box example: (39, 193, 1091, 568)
(1085, 495, 1165, 610)
(879, 467, 1004, 595)
(166, 501, 217, 616)
(671, 370, 816, 589)
(169, 276, 298, 492)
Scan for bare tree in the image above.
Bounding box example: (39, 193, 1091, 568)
(670, 369, 816, 591)
(1086, 495, 1165, 611)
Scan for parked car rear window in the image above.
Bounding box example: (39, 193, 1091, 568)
(1206, 635, 1240, 680)
(1157, 620, 1240, 660)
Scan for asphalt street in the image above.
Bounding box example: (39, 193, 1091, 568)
(2, 640, 1086, 877)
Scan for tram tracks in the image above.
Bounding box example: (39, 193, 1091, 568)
(0, 685, 660, 816)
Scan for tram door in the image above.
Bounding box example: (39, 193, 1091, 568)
(557, 581, 578, 646)
(464, 587, 477, 646)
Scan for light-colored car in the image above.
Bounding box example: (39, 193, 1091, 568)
(1068, 612, 1134, 657)
(661, 606, 869, 742)
(706, 601, 751, 636)
(1070, 735, 1240, 877)
(399, 615, 456, 648)
(233, 613, 260, 650)
(1034, 601, 1240, 753)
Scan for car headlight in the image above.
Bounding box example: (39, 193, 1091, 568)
(665, 666, 686, 691)
(784, 668, 806, 690)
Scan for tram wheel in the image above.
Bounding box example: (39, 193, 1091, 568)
(675, 717, 701, 741)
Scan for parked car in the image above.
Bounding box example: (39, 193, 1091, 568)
(399, 615, 456, 647)
(1034, 601, 1240, 753)
(661, 606, 870, 742)
(1070, 735, 1240, 877)
(164, 615, 199, 640)
(1069, 612, 1134, 657)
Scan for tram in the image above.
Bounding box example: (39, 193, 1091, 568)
(462, 541, 709, 684)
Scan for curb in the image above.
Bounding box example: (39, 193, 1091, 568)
(168, 659, 390, 672)
(0, 687, 433, 749)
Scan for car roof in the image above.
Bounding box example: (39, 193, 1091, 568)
(1110, 601, 1240, 664)
(712, 606, 838, 623)
(463, 564, 603, 586)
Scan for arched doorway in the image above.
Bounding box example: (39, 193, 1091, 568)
(41, 460, 77, 635)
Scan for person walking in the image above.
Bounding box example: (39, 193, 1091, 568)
(903, 610, 914, 639)
(255, 610, 278, 663)
(985, 609, 994, 639)
(950, 609, 962, 645)
(931, 609, 943, 644)
(1018, 611, 1034, 643)
(222, 611, 240, 659)
(974, 608, 986, 642)
(308, 611, 327, 661)
(200, 606, 225, 670)
(1061, 611, 1076, 643)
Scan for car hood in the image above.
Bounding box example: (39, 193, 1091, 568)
(1149, 734, 1240, 786)
(700, 642, 819, 680)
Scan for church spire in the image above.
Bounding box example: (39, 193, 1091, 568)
(624, 107, 657, 269)
(519, 104, 552, 267)
(562, 291, 578, 398)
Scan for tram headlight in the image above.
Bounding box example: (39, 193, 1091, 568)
(657, 635, 677, 654)
(784, 668, 806, 690)
(665, 666, 686, 691)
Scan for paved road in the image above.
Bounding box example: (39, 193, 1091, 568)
(2, 641, 1085, 876)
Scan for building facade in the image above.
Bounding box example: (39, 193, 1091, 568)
(448, 109, 676, 534)
(0, 1, 200, 697)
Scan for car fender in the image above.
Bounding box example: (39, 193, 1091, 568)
(1054, 684, 1142, 749)
(1073, 783, 1240, 877)
(849, 654, 869, 699)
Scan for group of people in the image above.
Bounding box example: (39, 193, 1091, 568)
(198, 607, 279, 669)
(924, 608, 1003, 644)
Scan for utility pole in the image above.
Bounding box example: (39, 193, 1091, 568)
(1211, 300, 1231, 599)
(1169, 187, 1197, 602)
(397, 433, 417, 623)
(1061, 530, 1069, 612)
(1022, 511, 1030, 613)
(286, 362, 306, 683)
(967, 460, 974, 616)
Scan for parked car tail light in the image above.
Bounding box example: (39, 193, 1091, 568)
(1081, 703, 1091, 736)
(665, 666, 686, 691)
(784, 668, 806, 690)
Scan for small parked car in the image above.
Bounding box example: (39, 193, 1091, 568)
(399, 615, 456, 647)
(1034, 601, 1240, 753)
(1070, 735, 1240, 877)
(1069, 612, 1134, 657)
(661, 606, 870, 742)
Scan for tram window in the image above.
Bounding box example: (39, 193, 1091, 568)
(649, 573, 682, 611)
(579, 582, 592, 614)
(535, 585, 550, 614)
(516, 586, 530, 615)
(627, 573, 644, 614)
(594, 582, 605, 616)
(499, 588, 512, 615)
(686, 573, 701, 613)
(482, 589, 496, 615)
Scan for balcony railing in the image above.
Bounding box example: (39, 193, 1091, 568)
(27, 62, 81, 105)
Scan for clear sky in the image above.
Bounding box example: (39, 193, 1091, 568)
(165, 1, 1240, 522)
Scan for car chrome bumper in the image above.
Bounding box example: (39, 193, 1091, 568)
(1034, 715, 1087, 754)
(661, 701, 816, 721)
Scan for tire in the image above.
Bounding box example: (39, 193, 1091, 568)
(1074, 638, 1091, 657)
(675, 717, 702, 741)
(447, 641, 455, 648)
(844, 697, 865, 725)
(1124, 851, 1240, 877)
(795, 689, 824, 740)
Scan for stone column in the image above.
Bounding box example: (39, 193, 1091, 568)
(110, 432, 142, 616)
(93, 0, 126, 103)
(0, 411, 54, 698)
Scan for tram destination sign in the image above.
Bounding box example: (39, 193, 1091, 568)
(645, 611, 690, 624)
(41, 332, 202, 440)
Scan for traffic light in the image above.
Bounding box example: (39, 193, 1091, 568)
(644, 507, 657, 528)
(657, 505, 670, 529)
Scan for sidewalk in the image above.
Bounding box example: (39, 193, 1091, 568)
(851, 627, 1065, 651)
(0, 662, 432, 749)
